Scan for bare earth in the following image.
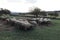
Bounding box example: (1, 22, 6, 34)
(0, 20, 15, 31)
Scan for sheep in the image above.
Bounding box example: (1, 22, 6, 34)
(15, 19, 34, 30)
(47, 18, 51, 22)
(38, 18, 52, 26)
(3, 18, 10, 24)
(43, 18, 48, 22)
(27, 18, 37, 21)
(38, 18, 43, 25)
(7, 17, 17, 26)
(39, 18, 44, 22)
(43, 18, 51, 23)
(27, 18, 38, 26)
(0, 16, 7, 21)
(47, 18, 52, 24)
(28, 21, 37, 26)
(4, 18, 34, 30)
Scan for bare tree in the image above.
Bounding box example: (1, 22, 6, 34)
(30, 7, 41, 18)
(30, 7, 41, 23)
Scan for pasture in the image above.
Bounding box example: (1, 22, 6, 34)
(0, 19, 60, 40)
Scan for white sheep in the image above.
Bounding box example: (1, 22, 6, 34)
(15, 19, 34, 30)
(28, 21, 37, 26)
(47, 18, 51, 22)
(39, 18, 44, 22)
(8, 17, 17, 26)
(38, 18, 52, 25)
(43, 18, 48, 22)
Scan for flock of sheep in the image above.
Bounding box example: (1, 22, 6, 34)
(0, 16, 52, 31)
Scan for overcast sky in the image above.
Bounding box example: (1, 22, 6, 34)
(0, 0, 60, 12)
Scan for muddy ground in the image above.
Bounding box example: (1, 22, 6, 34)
(0, 20, 15, 31)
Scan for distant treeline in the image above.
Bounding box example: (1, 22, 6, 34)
(0, 8, 60, 18)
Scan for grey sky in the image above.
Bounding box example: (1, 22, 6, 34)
(25, 0, 36, 3)
(0, 0, 60, 12)
(7, 0, 36, 3)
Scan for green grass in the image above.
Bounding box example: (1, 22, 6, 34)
(0, 20, 60, 40)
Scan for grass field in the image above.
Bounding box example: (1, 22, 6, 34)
(0, 20, 60, 40)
